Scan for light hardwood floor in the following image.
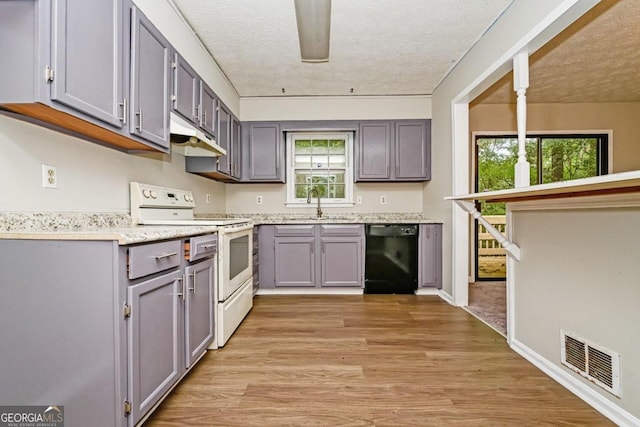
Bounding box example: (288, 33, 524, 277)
(145, 295, 612, 426)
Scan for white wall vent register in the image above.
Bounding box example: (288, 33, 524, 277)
(560, 330, 621, 397)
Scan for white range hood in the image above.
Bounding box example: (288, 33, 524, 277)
(170, 112, 227, 157)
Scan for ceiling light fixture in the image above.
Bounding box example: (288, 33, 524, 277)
(294, 0, 331, 63)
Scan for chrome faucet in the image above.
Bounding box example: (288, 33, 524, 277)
(306, 187, 323, 218)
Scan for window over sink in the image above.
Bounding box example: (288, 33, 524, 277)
(286, 131, 354, 207)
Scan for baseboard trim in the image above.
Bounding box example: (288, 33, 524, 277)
(415, 288, 439, 296)
(256, 288, 364, 295)
(510, 338, 639, 427)
(437, 290, 454, 305)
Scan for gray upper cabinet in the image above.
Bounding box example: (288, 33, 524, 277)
(357, 121, 393, 180)
(231, 116, 242, 179)
(129, 7, 171, 149)
(51, 0, 125, 128)
(418, 223, 442, 288)
(356, 119, 431, 182)
(0, 0, 172, 152)
(395, 120, 431, 180)
(216, 102, 232, 175)
(171, 53, 198, 123)
(243, 122, 284, 182)
(199, 82, 217, 137)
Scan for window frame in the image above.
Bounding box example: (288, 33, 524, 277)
(285, 131, 355, 207)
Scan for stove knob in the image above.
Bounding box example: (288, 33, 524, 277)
(150, 190, 157, 199)
(142, 189, 151, 198)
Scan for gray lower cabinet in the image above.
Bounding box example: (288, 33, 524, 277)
(418, 224, 443, 288)
(259, 224, 364, 289)
(356, 120, 431, 182)
(127, 269, 183, 425)
(184, 258, 215, 368)
(0, 234, 216, 427)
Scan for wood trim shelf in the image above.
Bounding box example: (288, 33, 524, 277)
(446, 171, 640, 203)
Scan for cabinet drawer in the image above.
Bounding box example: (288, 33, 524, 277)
(128, 240, 182, 279)
(188, 234, 217, 262)
(320, 224, 363, 236)
(274, 225, 315, 236)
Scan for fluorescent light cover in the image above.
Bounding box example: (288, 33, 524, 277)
(294, 0, 331, 63)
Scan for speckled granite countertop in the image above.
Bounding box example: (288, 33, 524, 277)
(199, 212, 442, 225)
(0, 213, 218, 245)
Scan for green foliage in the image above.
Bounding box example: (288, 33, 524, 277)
(477, 136, 602, 215)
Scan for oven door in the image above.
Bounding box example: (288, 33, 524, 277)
(218, 223, 253, 301)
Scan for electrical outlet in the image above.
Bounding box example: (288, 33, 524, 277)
(42, 164, 57, 189)
(205, 193, 211, 204)
(356, 196, 362, 205)
(256, 195, 263, 205)
(380, 195, 387, 205)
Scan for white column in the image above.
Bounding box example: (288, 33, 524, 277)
(513, 51, 530, 188)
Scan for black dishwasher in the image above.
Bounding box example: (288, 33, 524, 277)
(365, 224, 419, 294)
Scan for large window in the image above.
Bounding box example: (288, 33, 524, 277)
(286, 132, 354, 206)
(474, 134, 608, 280)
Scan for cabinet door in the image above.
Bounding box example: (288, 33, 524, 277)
(129, 7, 171, 149)
(172, 53, 198, 123)
(51, 0, 125, 128)
(185, 259, 215, 368)
(418, 224, 442, 288)
(216, 102, 232, 176)
(357, 121, 392, 180)
(247, 122, 283, 182)
(274, 237, 316, 287)
(231, 116, 242, 179)
(395, 120, 430, 180)
(127, 269, 183, 425)
(320, 237, 363, 287)
(199, 82, 217, 137)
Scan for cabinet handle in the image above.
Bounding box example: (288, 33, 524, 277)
(176, 276, 185, 301)
(195, 105, 200, 123)
(188, 271, 197, 295)
(202, 110, 207, 127)
(135, 108, 143, 132)
(154, 252, 178, 260)
(119, 98, 127, 124)
(201, 244, 216, 250)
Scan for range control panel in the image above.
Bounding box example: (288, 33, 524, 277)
(130, 182, 195, 209)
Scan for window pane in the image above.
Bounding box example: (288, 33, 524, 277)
(311, 139, 329, 154)
(295, 139, 312, 154)
(329, 184, 345, 198)
(311, 155, 329, 168)
(294, 172, 310, 184)
(294, 155, 312, 168)
(329, 154, 346, 167)
(329, 170, 344, 183)
(541, 138, 598, 183)
(329, 139, 345, 154)
(294, 184, 309, 198)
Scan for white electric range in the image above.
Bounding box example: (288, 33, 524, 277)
(130, 182, 254, 347)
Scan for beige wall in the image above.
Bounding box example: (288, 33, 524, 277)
(512, 204, 640, 418)
(469, 102, 640, 173)
(0, 116, 226, 213)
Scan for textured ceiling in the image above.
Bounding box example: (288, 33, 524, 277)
(475, 0, 640, 104)
(171, 0, 513, 97)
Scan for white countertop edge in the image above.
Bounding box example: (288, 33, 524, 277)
(445, 170, 640, 202)
(0, 225, 219, 245)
